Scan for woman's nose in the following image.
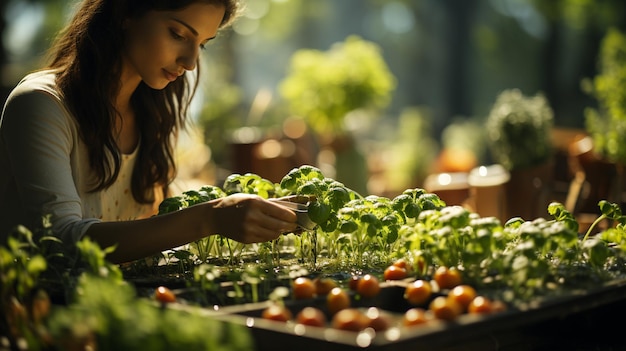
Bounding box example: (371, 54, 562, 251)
(178, 46, 198, 71)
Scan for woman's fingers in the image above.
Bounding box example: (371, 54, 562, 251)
(212, 194, 298, 243)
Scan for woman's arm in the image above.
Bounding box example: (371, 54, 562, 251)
(1, 75, 297, 263)
(86, 193, 298, 263)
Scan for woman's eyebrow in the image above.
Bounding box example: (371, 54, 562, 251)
(171, 17, 216, 41)
(172, 18, 199, 36)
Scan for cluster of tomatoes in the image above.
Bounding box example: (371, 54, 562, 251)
(392, 259, 507, 324)
(402, 267, 507, 324)
(261, 259, 507, 332)
(262, 274, 393, 331)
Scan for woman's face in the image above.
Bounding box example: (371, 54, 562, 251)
(122, 2, 225, 90)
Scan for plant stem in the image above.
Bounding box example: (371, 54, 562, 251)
(582, 214, 606, 242)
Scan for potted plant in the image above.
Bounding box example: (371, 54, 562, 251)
(278, 35, 396, 194)
(582, 27, 626, 212)
(485, 89, 555, 220)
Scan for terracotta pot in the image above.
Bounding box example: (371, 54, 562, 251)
(567, 136, 619, 214)
(504, 161, 554, 220)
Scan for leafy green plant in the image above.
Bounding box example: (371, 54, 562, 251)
(279, 35, 396, 136)
(582, 200, 625, 241)
(584, 28, 626, 164)
(485, 89, 554, 171)
(146, 165, 626, 306)
(49, 262, 252, 351)
(279, 165, 361, 232)
(0, 226, 50, 350)
(334, 195, 403, 265)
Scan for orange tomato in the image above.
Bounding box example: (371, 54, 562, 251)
(356, 274, 381, 298)
(403, 308, 433, 327)
(429, 296, 462, 321)
(491, 300, 508, 313)
(392, 258, 413, 274)
(327, 287, 351, 315)
(365, 307, 392, 331)
(296, 307, 327, 327)
(348, 275, 361, 291)
(331, 308, 369, 332)
(313, 277, 338, 296)
(447, 285, 477, 311)
(384, 265, 408, 281)
(292, 277, 316, 300)
(262, 304, 293, 322)
(433, 266, 462, 290)
(467, 296, 493, 314)
(404, 279, 432, 306)
(154, 286, 176, 303)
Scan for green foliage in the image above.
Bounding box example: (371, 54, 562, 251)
(0, 231, 252, 351)
(158, 185, 227, 214)
(486, 89, 554, 171)
(0, 226, 48, 302)
(584, 28, 626, 164)
(223, 173, 277, 198)
(279, 35, 396, 135)
(4, 171, 626, 350)
(150, 166, 626, 303)
(280, 165, 361, 232)
(385, 107, 438, 192)
(49, 270, 252, 351)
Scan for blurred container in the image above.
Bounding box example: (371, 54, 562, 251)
(467, 165, 510, 222)
(423, 172, 469, 206)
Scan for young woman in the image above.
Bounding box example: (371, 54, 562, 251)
(0, 0, 298, 263)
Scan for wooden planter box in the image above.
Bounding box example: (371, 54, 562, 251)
(174, 279, 626, 351)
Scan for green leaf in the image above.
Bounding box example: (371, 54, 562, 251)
(339, 220, 358, 233)
(308, 202, 331, 224)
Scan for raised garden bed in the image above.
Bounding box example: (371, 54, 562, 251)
(163, 278, 626, 350)
(4, 165, 626, 350)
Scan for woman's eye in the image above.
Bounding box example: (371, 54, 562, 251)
(169, 29, 185, 41)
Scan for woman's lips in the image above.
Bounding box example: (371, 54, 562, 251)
(163, 69, 178, 82)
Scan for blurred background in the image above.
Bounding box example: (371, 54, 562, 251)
(2, 0, 626, 223)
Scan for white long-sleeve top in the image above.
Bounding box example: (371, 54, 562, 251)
(0, 70, 157, 245)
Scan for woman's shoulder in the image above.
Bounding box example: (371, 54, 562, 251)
(3, 69, 68, 115)
(2, 69, 74, 131)
(9, 69, 60, 98)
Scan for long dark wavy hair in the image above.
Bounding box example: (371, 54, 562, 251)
(46, 0, 239, 203)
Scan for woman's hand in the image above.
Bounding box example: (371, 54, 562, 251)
(209, 194, 298, 243)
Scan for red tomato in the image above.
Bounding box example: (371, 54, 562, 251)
(327, 287, 351, 315)
(403, 308, 433, 327)
(313, 277, 338, 296)
(404, 279, 432, 306)
(433, 266, 462, 290)
(292, 277, 316, 300)
(447, 285, 477, 311)
(356, 274, 381, 298)
(262, 304, 293, 322)
(467, 296, 493, 314)
(331, 308, 369, 332)
(429, 296, 462, 321)
(296, 307, 327, 327)
(155, 286, 176, 303)
(384, 265, 408, 281)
